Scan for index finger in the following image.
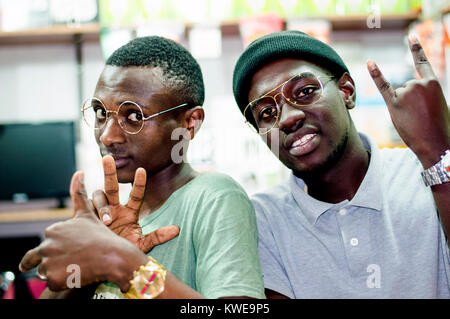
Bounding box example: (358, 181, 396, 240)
(102, 155, 120, 206)
(367, 59, 396, 106)
(408, 35, 436, 79)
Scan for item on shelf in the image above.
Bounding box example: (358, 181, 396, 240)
(99, 27, 133, 60)
(189, 23, 222, 59)
(371, 0, 411, 14)
(278, 0, 302, 18)
(286, 18, 331, 44)
(49, 0, 98, 25)
(138, 0, 165, 21)
(421, 0, 448, 19)
(335, 0, 369, 15)
(409, 0, 422, 13)
(209, 0, 234, 21)
(444, 13, 450, 99)
(0, 0, 50, 31)
(410, 19, 446, 80)
(173, 0, 210, 23)
(29, 0, 50, 29)
(239, 13, 284, 48)
(99, 0, 140, 27)
(296, 0, 336, 17)
(135, 20, 185, 42)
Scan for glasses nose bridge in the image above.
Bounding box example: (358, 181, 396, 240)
(103, 108, 121, 126)
(272, 90, 299, 120)
(100, 108, 123, 133)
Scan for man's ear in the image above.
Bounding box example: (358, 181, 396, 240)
(184, 106, 204, 140)
(337, 72, 356, 110)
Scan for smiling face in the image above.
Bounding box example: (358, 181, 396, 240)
(93, 65, 187, 183)
(248, 58, 356, 177)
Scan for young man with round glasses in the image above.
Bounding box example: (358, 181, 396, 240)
(19, 36, 265, 299)
(233, 30, 450, 298)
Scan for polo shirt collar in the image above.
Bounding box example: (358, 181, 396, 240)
(289, 133, 383, 225)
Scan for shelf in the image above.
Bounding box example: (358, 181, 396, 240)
(325, 12, 420, 31)
(0, 12, 419, 46)
(0, 23, 100, 45)
(0, 208, 72, 223)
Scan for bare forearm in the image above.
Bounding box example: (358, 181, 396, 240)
(109, 241, 204, 298)
(157, 272, 204, 299)
(431, 183, 450, 238)
(417, 142, 450, 239)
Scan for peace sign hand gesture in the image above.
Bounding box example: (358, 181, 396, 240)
(367, 35, 449, 167)
(91, 155, 179, 253)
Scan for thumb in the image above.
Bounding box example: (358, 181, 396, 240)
(70, 171, 93, 218)
(141, 225, 180, 253)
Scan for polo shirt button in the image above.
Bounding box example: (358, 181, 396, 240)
(339, 209, 347, 216)
(350, 238, 359, 246)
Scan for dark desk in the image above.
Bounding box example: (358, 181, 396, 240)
(0, 208, 72, 240)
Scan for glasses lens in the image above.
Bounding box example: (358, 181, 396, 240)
(282, 73, 323, 106)
(82, 98, 107, 130)
(245, 97, 279, 135)
(118, 102, 144, 134)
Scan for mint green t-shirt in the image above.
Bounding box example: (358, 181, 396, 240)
(93, 172, 265, 299)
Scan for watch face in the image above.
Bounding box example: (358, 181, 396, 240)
(443, 152, 450, 177)
(133, 268, 165, 299)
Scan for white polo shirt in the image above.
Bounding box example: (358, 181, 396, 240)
(252, 133, 450, 298)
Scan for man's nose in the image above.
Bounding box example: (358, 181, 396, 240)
(99, 116, 126, 146)
(277, 98, 305, 133)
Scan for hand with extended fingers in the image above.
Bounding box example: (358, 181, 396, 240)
(18, 167, 179, 292)
(91, 155, 179, 253)
(367, 35, 449, 167)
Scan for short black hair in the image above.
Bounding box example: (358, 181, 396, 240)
(106, 36, 205, 106)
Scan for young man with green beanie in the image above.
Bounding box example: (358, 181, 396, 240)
(233, 30, 450, 298)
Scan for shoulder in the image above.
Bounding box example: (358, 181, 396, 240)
(185, 171, 249, 198)
(183, 171, 253, 211)
(251, 182, 293, 222)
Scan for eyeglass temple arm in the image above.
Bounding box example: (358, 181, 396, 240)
(143, 103, 190, 121)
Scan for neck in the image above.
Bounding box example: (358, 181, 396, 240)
(139, 162, 198, 219)
(298, 133, 370, 204)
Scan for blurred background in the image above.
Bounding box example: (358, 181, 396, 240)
(0, 0, 449, 298)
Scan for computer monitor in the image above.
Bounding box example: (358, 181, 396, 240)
(0, 122, 76, 205)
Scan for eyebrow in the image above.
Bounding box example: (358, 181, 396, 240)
(117, 100, 151, 111)
(257, 76, 292, 100)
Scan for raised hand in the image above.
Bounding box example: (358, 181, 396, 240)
(91, 155, 179, 253)
(19, 171, 148, 291)
(367, 35, 449, 167)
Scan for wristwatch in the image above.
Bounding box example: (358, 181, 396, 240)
(421, 150, 450, 187)
(124, 256, 166, 299)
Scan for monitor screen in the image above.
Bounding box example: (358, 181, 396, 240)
(0, 122, 76, 201)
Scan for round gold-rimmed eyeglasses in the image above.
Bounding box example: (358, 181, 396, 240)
(81, 97, 189, 135)
(243, 72, 334, 135)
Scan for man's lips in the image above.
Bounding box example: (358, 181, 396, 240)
(284, 127, 320, 157)
(289, 133, 320, 156)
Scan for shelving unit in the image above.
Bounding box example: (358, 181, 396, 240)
(0, 11, 420, 45)
(0, 23, 100, 45)
(0, 12, 420, 133)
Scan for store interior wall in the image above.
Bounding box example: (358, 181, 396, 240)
(0, 29, 415, 199)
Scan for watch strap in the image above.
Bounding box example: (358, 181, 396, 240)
(421, 150, 450, 187)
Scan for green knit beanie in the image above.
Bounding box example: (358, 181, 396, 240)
(232, 30, 349, 115)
